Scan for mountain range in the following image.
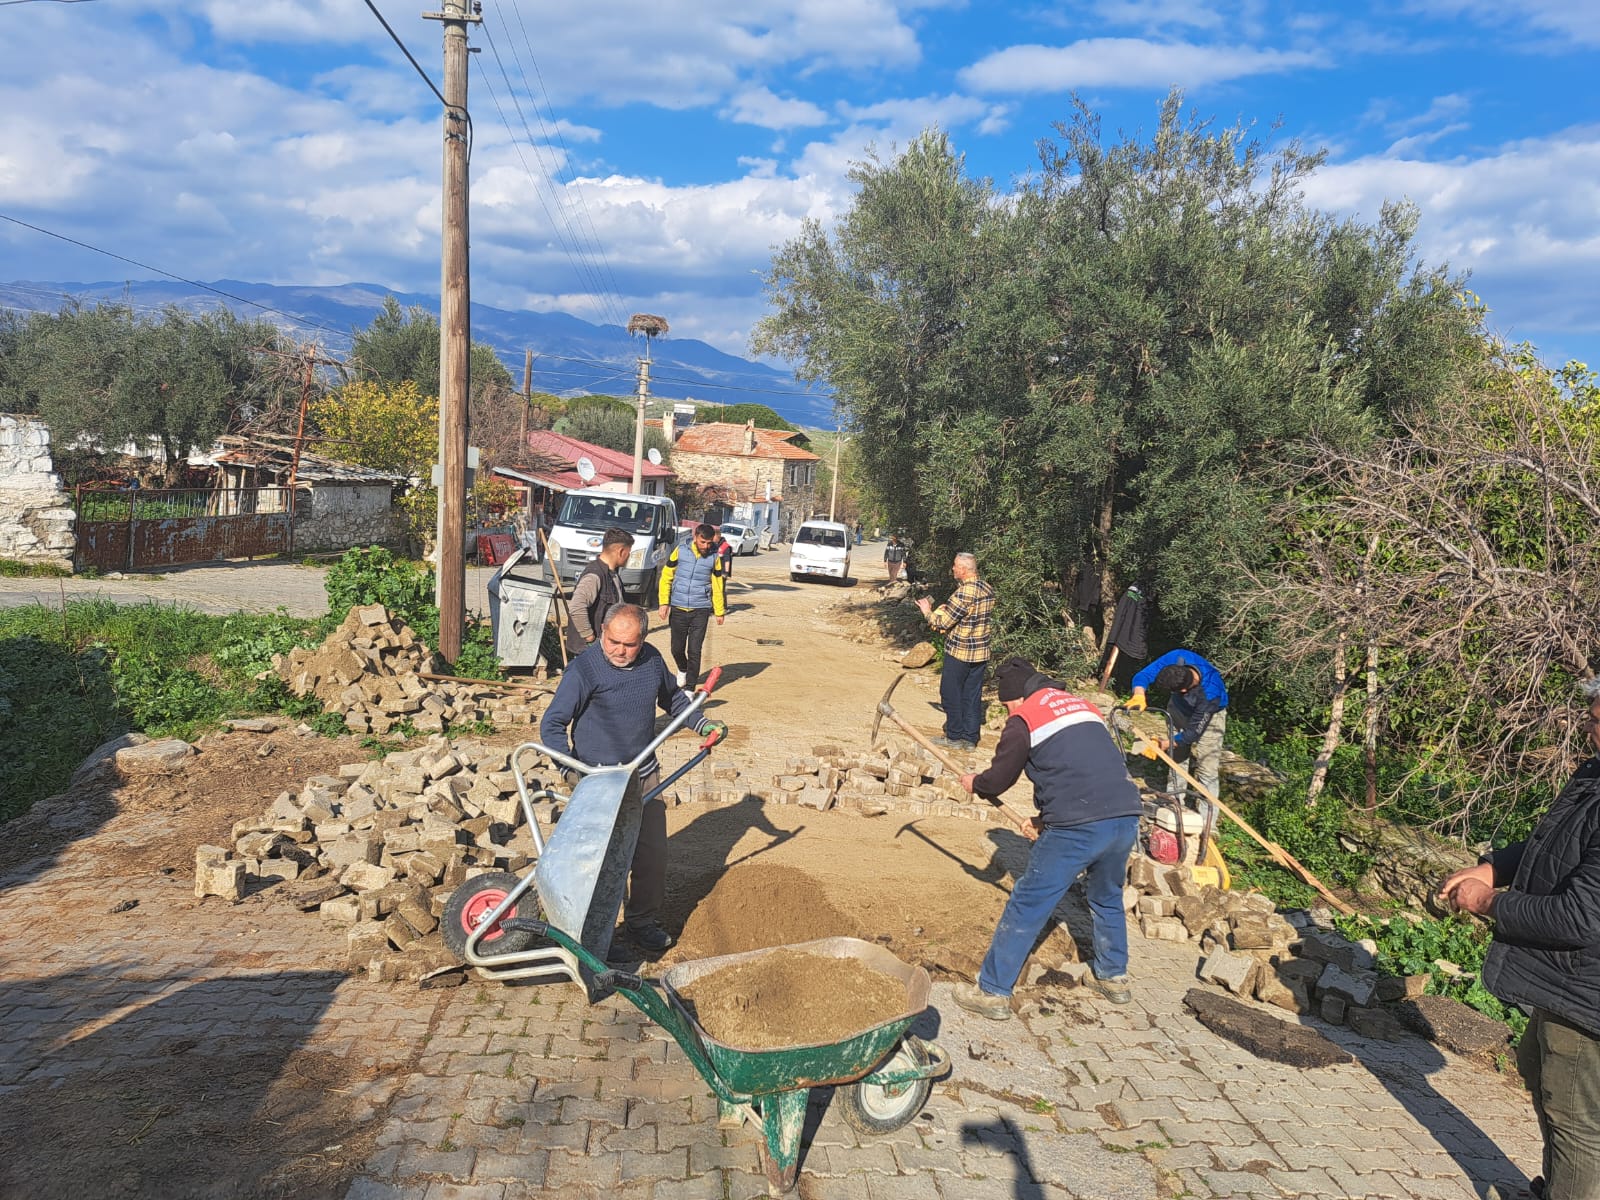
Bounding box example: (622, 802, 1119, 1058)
(0, 279, 836, 428)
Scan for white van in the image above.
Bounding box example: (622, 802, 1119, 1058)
(789, 519, 852, 583)
(546, 489, 679, 604)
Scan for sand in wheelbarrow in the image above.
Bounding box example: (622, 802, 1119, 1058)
(671, 863, 859, 959)
(676, 947, 909, 1050)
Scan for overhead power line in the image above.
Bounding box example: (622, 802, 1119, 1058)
(361, 0, 446, 108)
(0, 211, 351, 339)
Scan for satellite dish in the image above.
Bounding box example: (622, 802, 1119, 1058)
(647, 448, 663, 466)
(576, 457, 596, 483)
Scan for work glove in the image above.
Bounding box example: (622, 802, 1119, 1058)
(697, 719, 729, 743)
(1126, 690, 1147, 713)
(1138, 740, 1160, 761)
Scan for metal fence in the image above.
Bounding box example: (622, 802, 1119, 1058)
(73, 485, 295, 572)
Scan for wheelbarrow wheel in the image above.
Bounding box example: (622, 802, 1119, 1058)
(838, 1037, 933, 1136)
(441, 872, 542, 962)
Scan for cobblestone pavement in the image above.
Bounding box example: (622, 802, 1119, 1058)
(0, 560, 500, 618)
(1, 793, 1542, 1200)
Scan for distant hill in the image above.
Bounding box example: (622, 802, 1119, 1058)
(0, 278, 836, 428)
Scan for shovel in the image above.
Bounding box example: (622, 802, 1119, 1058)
(1129, 727, 1352, 914)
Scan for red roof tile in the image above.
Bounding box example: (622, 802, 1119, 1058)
(671, 422, 820, 461)
(524, 430, 675, 483)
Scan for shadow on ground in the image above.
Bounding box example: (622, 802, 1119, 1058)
(0, 963, 369, 1200)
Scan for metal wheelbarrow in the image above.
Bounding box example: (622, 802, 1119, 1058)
(440, 668, 724, 984)
(498, 922, 952, 1196)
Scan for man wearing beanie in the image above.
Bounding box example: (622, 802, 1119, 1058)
(954, 657, 1144, 1019)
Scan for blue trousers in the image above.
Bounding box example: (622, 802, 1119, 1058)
(978, 816, 1139, 997)
(941, 655, 987, 743)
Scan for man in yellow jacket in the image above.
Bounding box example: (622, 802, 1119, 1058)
(657, 523, 728, 688)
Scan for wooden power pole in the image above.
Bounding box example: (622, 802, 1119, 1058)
(626, 314, 669, 492)
(426, 0, 479, 662)
(520, 348, 533, 449)
(828, 430, 842, 522)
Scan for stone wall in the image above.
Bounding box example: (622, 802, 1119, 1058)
(670, 451, 817, 539)
(293, 483, 404, 553)
(0, 414, 75, 567)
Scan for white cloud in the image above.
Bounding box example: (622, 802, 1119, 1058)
(723, 87, 831, 130)
(1405, 0, 1600, 47)
(1303, 127, 1600, 344)
(959, 38, 1325, 92)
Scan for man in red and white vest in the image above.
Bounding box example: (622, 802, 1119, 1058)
(953, 656, 1143, 1020)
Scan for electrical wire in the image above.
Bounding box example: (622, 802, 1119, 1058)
(362, 0, 446, 109)
(500, 1, 631, 338)
(0, 212, 352, 339)
(476, 18, 629, 337)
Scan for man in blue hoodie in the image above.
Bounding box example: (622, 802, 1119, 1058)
(1128, 649, 1229, 818)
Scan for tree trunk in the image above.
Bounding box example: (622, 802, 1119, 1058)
(1306, 644, 1349, 806)
(1095, 476, 1117, 647)
(1364, 641, 1380, 813)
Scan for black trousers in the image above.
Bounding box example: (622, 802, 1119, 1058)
(668, 606, 712, 685)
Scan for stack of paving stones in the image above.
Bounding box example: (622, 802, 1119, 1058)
(1124, 855, 1510, 1055)
(196, 735, 560, 982)
(273, 603, 548, 734)
(765, 744, 988, 818)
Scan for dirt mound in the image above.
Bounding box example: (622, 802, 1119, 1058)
(676, 948, 909, 1049)
(674, 863, 858, 958)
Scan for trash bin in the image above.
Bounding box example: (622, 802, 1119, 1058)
(488, 547, 556, 670)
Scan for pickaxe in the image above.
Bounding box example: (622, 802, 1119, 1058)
(1128, 725, 1353, 915)
(872, 674, 1037, 838)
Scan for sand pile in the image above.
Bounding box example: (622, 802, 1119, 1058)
(675, 948, 910, 1049)
(674, 863, 858, 958)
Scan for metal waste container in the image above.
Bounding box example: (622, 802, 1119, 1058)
(488, 546, 556, 670)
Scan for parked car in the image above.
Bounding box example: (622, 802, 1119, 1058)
(789, 519, 852, 583)
(717, 521, 760, 556)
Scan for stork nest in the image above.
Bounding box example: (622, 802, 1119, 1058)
(627, 313, 670, 337)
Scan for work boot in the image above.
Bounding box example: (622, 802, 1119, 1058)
(628, 923, 675, 953)
(931, 736, 962, 750)
(1092, 973, 1132, 1005)
(952, 983, 1012, 1021)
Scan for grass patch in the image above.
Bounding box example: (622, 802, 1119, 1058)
(0, 599, 324, 821)
(0, 558, 72, 578)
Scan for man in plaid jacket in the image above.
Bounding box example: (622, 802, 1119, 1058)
(917, 551, 996, 751)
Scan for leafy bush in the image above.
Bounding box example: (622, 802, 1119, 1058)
(1334, 911, 1527, 1042)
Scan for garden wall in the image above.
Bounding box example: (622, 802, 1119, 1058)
(0, 414, 75, 567)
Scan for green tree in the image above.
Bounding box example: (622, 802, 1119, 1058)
(554, 395, 670, 459)
(693, 402, 797, 431)
(350, 295, 514, 401)
(755, 93, 1481, 667)
(9, 302, 288, 477)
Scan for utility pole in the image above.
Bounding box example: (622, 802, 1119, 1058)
(520, 348, 533, 450)
(625, 313, 669, 492)
(425, 0, 480, 662)
(828, 430, 842, 522)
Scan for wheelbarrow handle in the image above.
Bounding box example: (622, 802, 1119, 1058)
(699, 666, 722, 695)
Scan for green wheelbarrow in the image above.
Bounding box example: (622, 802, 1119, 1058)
(500, 919, 952, 1196)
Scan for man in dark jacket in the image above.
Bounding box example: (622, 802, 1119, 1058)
(565, 527, 632, 656)
(540, 605, 724, 953)
(952, 657, 1144, 1020)
(1440, 683, 1600, 1200)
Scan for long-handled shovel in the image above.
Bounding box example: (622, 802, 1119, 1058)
(1131, 731, 1352, 915)
(870, 675, 1037, 838)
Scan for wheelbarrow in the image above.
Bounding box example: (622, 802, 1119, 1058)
(498, 920, 952, 1196)
(440, 668, 724, 985)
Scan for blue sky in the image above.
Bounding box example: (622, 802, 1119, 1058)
(0, 0, 1595, 374)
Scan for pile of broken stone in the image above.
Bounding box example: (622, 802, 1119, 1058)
(768, 745, 983, 816)
(196, 734, 560, 982)
(272, 603, 548, 734)
(1124, 855, 1511, 1059)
